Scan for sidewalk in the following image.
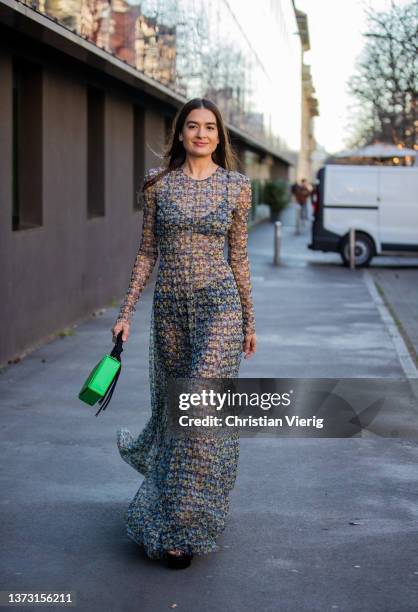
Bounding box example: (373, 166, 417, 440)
(280, 200, 418, 370)
(2, 218, 418, 612)
(368, 268, 418, 367)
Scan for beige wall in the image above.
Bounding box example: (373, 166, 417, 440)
(298, 93, 314, 181)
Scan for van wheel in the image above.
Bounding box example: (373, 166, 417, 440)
(340, 233, 374, 267)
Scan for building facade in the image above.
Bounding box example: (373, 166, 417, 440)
(295, 8, 319, 182)
(0, 0, 311, 364)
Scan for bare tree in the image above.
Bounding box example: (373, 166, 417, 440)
(346, 0, 418, 148)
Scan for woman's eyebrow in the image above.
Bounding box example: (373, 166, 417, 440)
(186, 120, 217, 125)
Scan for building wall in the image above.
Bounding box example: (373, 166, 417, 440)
(0, 47, 165, 364)
(299, 91, 312, 180)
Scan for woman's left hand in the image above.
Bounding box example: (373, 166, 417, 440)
(243, 333, 256, 359)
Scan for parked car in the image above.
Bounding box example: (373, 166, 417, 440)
(308, 164, 418, 266)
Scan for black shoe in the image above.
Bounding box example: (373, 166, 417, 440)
(162, 549, 193, 569)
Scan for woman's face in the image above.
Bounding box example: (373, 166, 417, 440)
(180, 108, 220, 159)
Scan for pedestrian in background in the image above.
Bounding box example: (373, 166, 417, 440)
(291, 178, 312, 222)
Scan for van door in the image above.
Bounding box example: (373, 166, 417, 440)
(378, 167, 418, 247)
(323, 166, 379, 239)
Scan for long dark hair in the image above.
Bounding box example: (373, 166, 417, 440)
(143, 98, 239, 192)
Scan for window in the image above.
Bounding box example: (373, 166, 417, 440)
(164, 115, 173, 145)
(87, 86, 105, 218)
(12, 58, 43, 231)
(133, 105, 145, 211)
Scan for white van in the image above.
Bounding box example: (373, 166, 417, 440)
(308, 164, 418, 266)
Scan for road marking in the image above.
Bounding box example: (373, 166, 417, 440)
(363, 270, 418, 379)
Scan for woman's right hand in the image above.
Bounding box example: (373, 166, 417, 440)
(111, 320, 131, 343)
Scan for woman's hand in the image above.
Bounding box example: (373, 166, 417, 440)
(111, 320, 131, 343)
(243, 333, 256, 359)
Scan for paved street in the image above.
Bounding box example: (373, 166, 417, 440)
(2, 210, 418, 612)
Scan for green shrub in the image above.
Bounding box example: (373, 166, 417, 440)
(262, 179, 290, 215)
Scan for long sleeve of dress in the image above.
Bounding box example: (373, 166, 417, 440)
(227, 175, 256, 337)
(116, 169, 159, 324)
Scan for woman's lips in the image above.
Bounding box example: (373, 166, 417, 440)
(194, 142, 208, 147)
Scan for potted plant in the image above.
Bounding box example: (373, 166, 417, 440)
(263, 179, 290, 222)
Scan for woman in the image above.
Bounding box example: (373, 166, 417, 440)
(112, 97, 256, 569)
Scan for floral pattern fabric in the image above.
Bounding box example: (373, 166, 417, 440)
(116, 165, 255, 559)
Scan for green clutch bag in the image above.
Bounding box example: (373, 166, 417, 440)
(78, 331, 124, 416)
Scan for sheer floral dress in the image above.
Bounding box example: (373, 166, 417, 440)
(115, 164, 256, 560)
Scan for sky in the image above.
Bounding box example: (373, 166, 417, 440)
(294, 0, 412, 154)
